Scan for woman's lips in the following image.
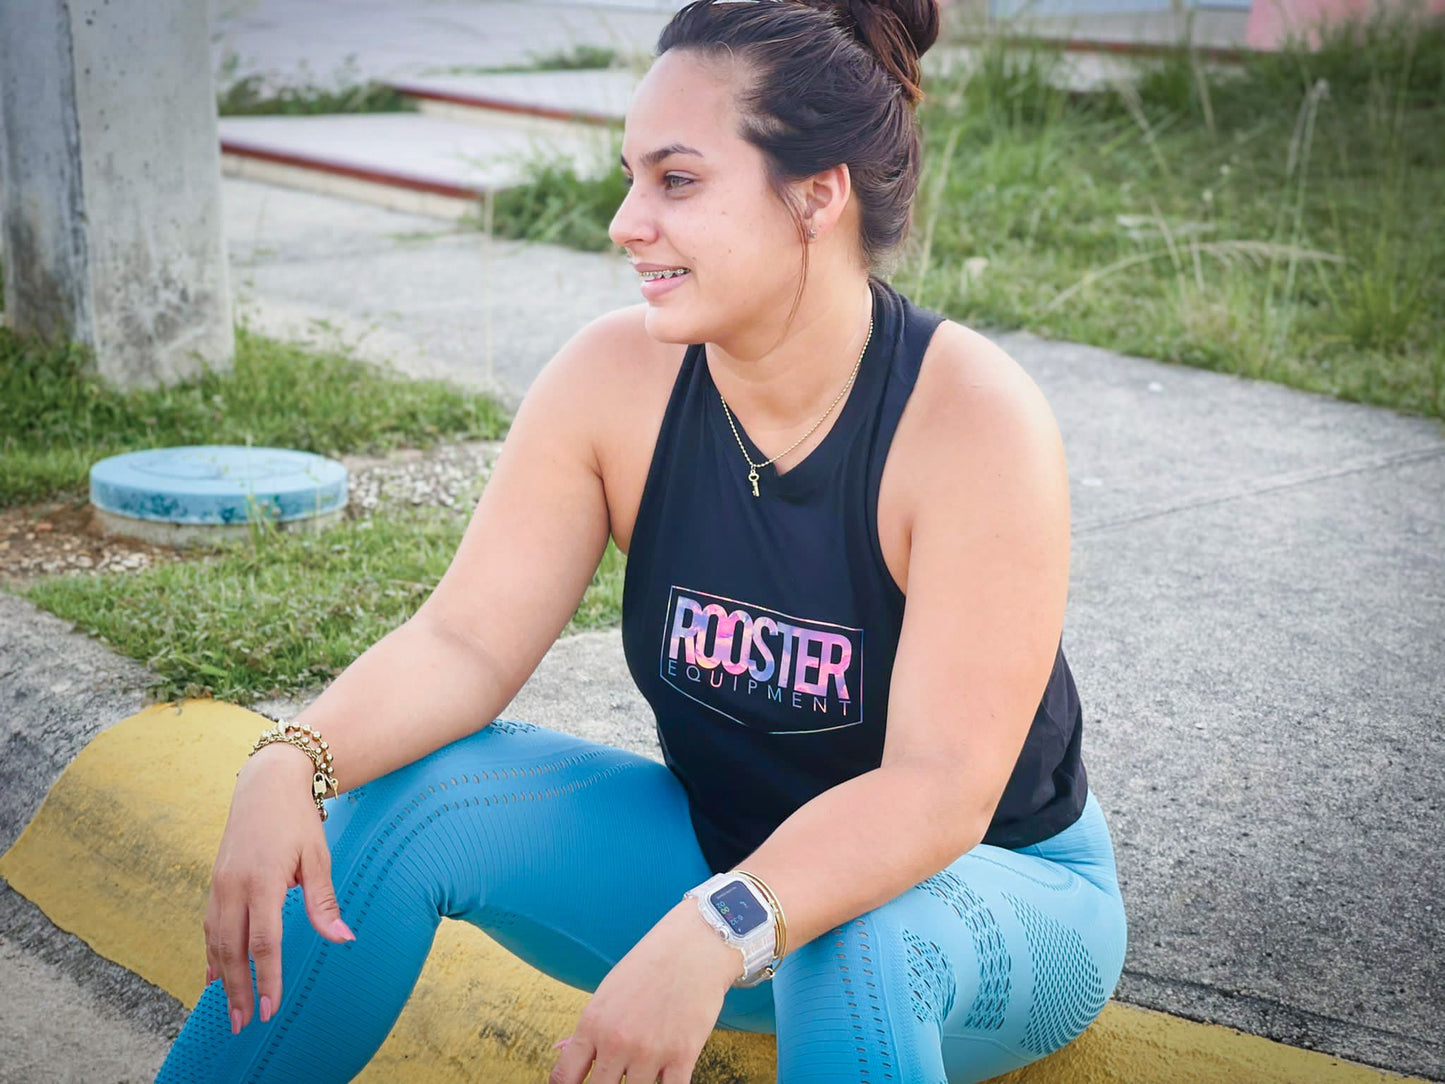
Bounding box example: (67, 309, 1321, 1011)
(639, 270, 690, 299)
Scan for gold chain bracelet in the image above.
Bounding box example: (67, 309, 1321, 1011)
(237, 710, 339, 821)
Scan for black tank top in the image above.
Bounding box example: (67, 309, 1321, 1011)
(620, 276, 1088, 875)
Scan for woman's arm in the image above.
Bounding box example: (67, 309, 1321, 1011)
(250, 616, 529, 794)
(258, 309, 629, 794)
(705, 323, 1073, 958)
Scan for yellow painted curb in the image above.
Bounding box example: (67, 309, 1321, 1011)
(0, 699, 1430, 1083)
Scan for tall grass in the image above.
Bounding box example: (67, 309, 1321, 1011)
(889, 6, 1445, 417)
(475, 127, 629, 252)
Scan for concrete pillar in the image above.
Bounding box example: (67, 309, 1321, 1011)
(0, 0, 233, 391)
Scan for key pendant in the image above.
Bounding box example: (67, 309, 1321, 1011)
(748, 468, 760, 497)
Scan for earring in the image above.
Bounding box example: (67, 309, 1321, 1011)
(806, 225, 818, 240)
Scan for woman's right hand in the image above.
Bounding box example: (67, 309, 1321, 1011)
(203, 742, 356, 1035)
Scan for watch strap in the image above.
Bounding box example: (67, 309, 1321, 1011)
(684, 873, 778, 987)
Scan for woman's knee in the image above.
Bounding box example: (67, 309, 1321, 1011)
(323, 719, 589, 828)
(320, 718, 694, 902)
(771, 901, 960, 1083)
(311, 718, 603, 907)
(929, 852, 1124, 1069)
(772, 862, 1126, 1081)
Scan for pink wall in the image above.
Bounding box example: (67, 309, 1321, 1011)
(1246, 0, 1445, 50)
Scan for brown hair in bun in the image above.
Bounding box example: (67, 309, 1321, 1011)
(827, 0, 941, 107)
(655, 0, 945, 317)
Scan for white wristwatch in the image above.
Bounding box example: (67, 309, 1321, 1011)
(684, 872, 779, 988)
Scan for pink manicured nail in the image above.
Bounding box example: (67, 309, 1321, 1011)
(260, 996, 272, 1023)
(231, 1007, 241, 1034)
(331, 919, 356, 941)
(553, 1037, 572, 1050)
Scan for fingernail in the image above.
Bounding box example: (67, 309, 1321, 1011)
(260, 996, 272, 1023)
(553, 1037, 572, 1050)
(231, 1007, 241, 1034)
(331, 919, 356, 942)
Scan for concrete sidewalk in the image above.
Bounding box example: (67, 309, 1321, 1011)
(223, 176, 641, 410)
(209, 0, 669, 94)
(1, 171, 1442, 1081)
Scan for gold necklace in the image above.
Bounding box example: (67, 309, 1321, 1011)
(717, 313, 874, 497)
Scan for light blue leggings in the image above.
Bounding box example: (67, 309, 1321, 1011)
(157, 717, 1128, 1083)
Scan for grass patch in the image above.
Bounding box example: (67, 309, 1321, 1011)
(8, 505, 628, 706)
(467, 126, 630, 252)
(469, 9, 1445, 420)
(0, 322, 510, 509)
(1, 320, 626, 700)
(216, 53, 418, 115)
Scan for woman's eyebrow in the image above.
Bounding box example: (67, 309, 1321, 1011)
(619, 143, 705, 170)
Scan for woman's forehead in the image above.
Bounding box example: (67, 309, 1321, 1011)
(622, 52, 740, 157)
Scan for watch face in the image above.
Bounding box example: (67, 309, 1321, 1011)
(710, 879, 769, 937)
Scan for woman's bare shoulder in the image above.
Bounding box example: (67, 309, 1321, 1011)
(912, 318, 1060, 439)
(569, 303, 684, 395)
(561, 305, 688, 546)
(889, 318, 1066, 511)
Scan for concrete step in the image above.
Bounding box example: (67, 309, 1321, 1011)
(218, 111, 617, 220)
(386, 67, 638, 127)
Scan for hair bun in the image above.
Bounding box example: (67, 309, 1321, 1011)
(836, 0, 940, 105)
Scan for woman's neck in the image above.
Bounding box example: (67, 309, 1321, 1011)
(704, 274, 875, 447)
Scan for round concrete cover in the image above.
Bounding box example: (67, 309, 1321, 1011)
(89, 445, 347, 524)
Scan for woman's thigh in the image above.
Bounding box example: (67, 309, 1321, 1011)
(325, 717, 742, 996)
(768, 791, 1127, 1084)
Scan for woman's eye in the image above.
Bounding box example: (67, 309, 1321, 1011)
(620, 174, 691, 191)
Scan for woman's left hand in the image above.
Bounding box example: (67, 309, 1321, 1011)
(548, 899, 745, 1084)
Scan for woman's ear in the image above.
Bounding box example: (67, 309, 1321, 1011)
(799, 162, 852, 237)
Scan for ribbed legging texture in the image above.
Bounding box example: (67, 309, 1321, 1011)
(155, 719, 1127, 1083)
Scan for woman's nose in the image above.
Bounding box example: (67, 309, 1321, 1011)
(608, 183, 653, 251)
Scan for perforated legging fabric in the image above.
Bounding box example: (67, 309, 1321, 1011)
(155, 718, 1127, 1083)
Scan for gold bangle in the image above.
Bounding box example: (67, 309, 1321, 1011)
(743, 871, 786, 960)
(240, 712, 338, 821)
(733, 868, 788, 962)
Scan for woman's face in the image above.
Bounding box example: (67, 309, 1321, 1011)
(609, 49, 808, 347)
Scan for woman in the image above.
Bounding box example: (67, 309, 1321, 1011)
(156, 1, 1128, 1081)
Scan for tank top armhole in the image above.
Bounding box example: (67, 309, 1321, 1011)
(864, 296, 948, 613)
(624, 341, 699, 566)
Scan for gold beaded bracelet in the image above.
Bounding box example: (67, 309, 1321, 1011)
(238, 710, 339, 822)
